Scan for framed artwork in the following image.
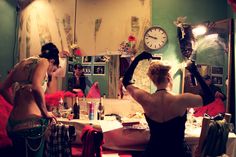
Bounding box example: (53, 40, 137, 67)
(83, 65, 92, 75)
(68, 56, 73, 62)
(94, 56, 106, 63)
(82, 56, 92, 64)
(211, 75, 223, 86)
(211, 66, 223, 75)
(68, 64, 74, 72)
(94, 65, 105, 75)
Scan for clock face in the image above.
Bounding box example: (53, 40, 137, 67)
(144, 26, 168, 50)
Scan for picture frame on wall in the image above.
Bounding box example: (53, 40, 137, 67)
(211, 75, 223, 86)
(68, 56, 73, 62)
(211, 66, 224, 75)
(83, 66, 92, 75)
(94, 56, 106, 63)
(68, 64, 74, 73)
(94, 65, 105, 75)
(82, 56, 92, 64)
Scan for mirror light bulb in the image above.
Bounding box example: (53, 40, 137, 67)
(192, 25, 207, 37)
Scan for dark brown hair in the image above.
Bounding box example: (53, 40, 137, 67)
(39, 42, 59, 66)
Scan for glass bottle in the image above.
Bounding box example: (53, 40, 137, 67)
(73, 96, 80, 119)
(97, 96, 105, 120)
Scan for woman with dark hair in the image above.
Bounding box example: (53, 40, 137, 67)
(0, 42, 60, 157)
(122, 51, 214, 157)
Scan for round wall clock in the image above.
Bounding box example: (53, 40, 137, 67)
(143, 26, 168, 51)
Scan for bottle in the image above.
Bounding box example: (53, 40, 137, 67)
(80, 96, 88, 120)
(56, 97, 64, 117)
(97, 96, 105, 120)
(59, 97, 64, 110)
(88, 102, 94, 120)
(73, 96, 80, 119)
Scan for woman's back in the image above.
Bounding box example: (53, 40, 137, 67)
(9, 57, 45, 120)
(11, 57, 40, 83)
(143, 91, 187, 122)
(140, 91, 194, 157)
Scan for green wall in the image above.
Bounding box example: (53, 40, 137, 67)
(0, 0, 233, 105)
(0, 0, 17, 82)
(152, 0, 228, 93)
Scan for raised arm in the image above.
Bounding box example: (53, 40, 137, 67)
(122, 51, 152, 104)
(186, 60, 215, 105)
(122, 51, 152, 88)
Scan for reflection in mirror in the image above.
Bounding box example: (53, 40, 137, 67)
(67, 55, 120, 98)
(183, 19, 232, 111)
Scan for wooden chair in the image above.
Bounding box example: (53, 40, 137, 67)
(195, 113, 232, 157)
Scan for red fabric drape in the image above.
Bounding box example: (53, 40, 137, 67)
(86, 82, 101, 99)
(228, 0, 236, 12)
(193, 98, 226, 117)
(45, 90, 84, 106)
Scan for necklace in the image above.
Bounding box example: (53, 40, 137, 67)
(156, 88, 167, 92)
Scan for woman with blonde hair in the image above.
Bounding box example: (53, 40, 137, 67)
(122, 51, 214, 157)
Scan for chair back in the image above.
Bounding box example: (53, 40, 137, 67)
(195, 113, 232, 157)
(81, 125, 103, 157)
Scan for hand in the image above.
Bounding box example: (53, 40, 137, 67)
(93, 81, 99, 87)
(135, 51, 152, 61)
(47, 112, 57, 123)
(186, 60, 197, 73)
(215, 91, 224, 99)
(73, 88, 82, 93)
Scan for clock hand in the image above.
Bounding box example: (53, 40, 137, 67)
(147, 34, 157, 40)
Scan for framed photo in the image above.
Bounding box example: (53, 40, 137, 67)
(94, 56, 106, 63)
(211, 75, 223, 86)
(68, 56, 73, 62)
(68, 64, 74, 72)
(94, 65, 105, 75)
(83, 66, 92, 75)
(82, 56, 92, 64)
(211, 66, 223, 75)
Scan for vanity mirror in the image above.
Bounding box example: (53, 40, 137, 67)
(183, 19, 233, 112)
(16, 0, 151, 98)
(67, 55, 120, 98)
(66, 0, 151, 98)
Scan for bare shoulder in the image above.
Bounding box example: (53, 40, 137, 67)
(126, 85, 152, 105)
(176, 93, 202, 108)
(37, 58, 48, 66)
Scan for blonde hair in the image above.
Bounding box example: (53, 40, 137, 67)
(147, 61, 171, 85)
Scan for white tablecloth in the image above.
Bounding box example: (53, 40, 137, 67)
(57, 118, 236, 157)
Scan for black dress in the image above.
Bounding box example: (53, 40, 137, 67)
(144, 113, 192, 157)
